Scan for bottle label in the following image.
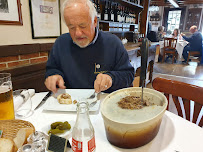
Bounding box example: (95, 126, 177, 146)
(72, 138, 83, 152)
(88, 136, 96, 152)
(104, 14, 108, 20)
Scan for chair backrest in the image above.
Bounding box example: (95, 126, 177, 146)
(152, 77, 203, 127)
(164, 37, 177, 50)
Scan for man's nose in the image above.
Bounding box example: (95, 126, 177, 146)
(75, 27, 82, 37)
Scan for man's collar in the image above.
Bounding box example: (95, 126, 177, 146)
(88, 27, 98, 46)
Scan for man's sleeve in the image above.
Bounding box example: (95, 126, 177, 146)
(182, 34, 194, 43)
(45, 41, 65, 79)
(105, 40, 135, 93)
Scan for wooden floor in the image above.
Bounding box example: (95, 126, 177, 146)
(152, 61, 203, 87)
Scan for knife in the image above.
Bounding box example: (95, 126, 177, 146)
(34, 91, 52, 110)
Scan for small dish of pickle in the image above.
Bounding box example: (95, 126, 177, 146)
(41, 120, 75, 138)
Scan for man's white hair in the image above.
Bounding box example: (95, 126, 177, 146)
(62, 0, 97, 23)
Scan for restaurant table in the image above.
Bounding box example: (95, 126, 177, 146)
(18, 91, 203, 152)
(159, 40, 188, 60)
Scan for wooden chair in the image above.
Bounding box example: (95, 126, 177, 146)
(152, 77, 203, 127)
(187, 51, 201, 64)
(162, 38, 177, 63)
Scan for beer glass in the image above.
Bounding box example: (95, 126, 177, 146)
(0, 73, 15, 120)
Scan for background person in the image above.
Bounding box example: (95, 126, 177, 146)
(45, 0, 134, 93)
(156, 26, 166, 41)
(181, 25, 202, 63)
(172, 28, 180, 39)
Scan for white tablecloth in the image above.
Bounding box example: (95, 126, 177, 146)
(19, 91, 203, 152)
(159, 40, 188, 59)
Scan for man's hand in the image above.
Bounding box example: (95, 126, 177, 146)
(94, 73, 112, 93)
(45, 75, 66, 93)
(181, 33, 185, 36)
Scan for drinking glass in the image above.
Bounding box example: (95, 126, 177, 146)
(0, 73, 15, 120)
(14, 90, 34, 118)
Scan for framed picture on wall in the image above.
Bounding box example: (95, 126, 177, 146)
(29, 0, 61, 39)
(0, 0, 23, 25)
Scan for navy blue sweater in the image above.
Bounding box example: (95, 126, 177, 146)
(45, 31, 135, 93)
(182, 32, 202, 51)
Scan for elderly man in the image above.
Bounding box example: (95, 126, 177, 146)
(45, 0, 134, 93)
(181, 25, 202, 63)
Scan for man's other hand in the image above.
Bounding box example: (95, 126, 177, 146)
(45, 75, 66, 93)
(94, 73, 112, 93)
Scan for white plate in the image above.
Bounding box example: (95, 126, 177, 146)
(41, 120, 75, 139)
(43, 89, 100, 112)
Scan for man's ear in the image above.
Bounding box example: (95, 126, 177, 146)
(94, 16, 97, 28)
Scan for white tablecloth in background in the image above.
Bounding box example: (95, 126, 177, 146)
(19, 91, 203, 152)
(159, 40, 188, 59)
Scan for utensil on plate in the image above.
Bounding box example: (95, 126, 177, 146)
(140, 38, 149, 102)
(34, 91, 52, 110)
(87, 91, 97, 99)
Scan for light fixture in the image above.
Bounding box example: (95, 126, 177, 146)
(149, 6, 159, 12)
(168, 0, 179, 8)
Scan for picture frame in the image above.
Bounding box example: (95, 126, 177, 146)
(29, 0, 61, 39)
(0, 0, 23, 25)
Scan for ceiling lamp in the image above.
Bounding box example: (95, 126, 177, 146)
(168, 0, 179, 8)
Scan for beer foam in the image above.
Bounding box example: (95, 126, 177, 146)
(0, 86, 11, 94)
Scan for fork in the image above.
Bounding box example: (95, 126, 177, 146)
(87, 91, 96, 99)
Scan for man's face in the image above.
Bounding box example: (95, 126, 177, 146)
(64, 3, 97, 48)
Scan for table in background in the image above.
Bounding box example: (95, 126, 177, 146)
(19, 91, 203, 152)
(159, 40, 188, 60)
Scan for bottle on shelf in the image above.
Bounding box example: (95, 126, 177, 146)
(107, 1, 111, 21)
(104, 0, 108, 21)
(113, 3, 118, 22)
(72, 102, 96, 152)
(96, 0, 101, 20)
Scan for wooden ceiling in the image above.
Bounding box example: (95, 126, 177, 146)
(150, 0, 203, 6)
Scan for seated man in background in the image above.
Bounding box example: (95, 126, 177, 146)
(181, 25, 202, 63)
(45, 0, 134, 93)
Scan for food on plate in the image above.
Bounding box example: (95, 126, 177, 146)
(73, 100, 77, 104)
(57, 93, 72, 104)
(0, 138, 15, 152)
(48, 121, 71, 134)
(118, 96, 154, 110)
(13, 128, 34, 149)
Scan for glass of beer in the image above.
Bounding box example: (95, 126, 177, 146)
(0, 73, 15, 120)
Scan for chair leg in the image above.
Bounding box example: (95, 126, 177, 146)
(172, 55, 175, 64)
(187, 52, 190, 64)
(162, 53, 165, 63)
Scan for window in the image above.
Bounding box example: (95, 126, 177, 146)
(167, 10, 182, 33)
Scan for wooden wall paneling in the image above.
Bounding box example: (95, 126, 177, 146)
(2, 62, 48, 92)
(0, 43, 54, 58)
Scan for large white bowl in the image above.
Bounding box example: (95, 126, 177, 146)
(101, 87, 167, 148)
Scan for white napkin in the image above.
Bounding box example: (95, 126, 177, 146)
(14, 89, 35, 111)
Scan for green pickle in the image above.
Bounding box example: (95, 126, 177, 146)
(51, 122, 63, 129)
(48, 121, 71, 134)
(48, 128, 64, 134)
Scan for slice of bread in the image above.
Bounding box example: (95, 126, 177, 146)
(13, 128, 34, 149)
(57, 93, 72, 104)
(0, 138, 15, 152)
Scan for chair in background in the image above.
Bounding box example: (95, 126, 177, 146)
(152, 77, 203, 127)
(187, 51, 201, 64)
(162, 38, 177, 63)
